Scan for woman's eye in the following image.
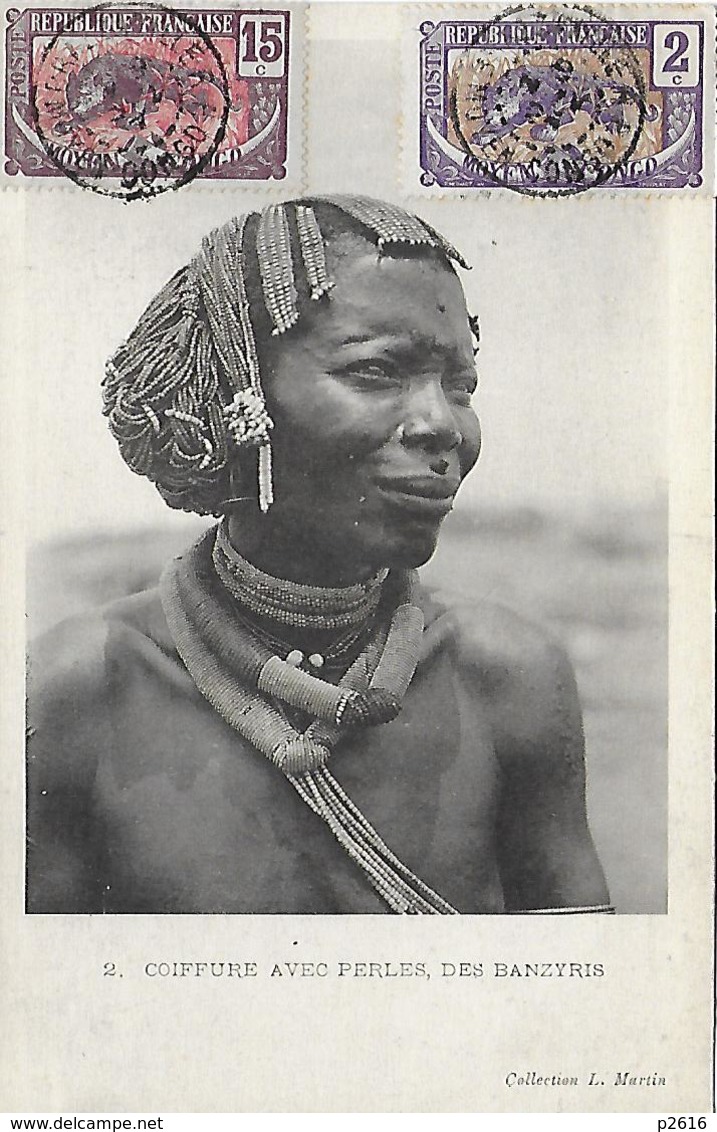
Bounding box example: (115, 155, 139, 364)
(446, 377, 478, 404)
(343, 364, 399, 387)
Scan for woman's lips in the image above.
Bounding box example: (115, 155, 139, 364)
(375, 476, 458, 517)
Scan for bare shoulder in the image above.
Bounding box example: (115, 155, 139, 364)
(28, 609, 110, 703)
(28, 588, 168, 697)
(26, 589, 168, 776)
(451, 597, 564, 675)
(422, 588, 571, 693)
(421, 588, 580, 757)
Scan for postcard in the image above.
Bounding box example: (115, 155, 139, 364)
(1, 0, 714, 1113)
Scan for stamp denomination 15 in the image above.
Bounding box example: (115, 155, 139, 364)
(4, 2, 292, 199)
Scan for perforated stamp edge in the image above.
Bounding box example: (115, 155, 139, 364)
(1, 0, 307, 197)
(399, 2, 716, 200)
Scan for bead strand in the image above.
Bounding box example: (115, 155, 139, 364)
(209, 223, 251, 385)
(258, 441, 273, 514)
(257, 654, 354, 726)
(312, 195, 471, 269)
(256, 204, 299, 336)
(293, 774, 416, 913)
(230, 216, 263, 395)
(311, 774, 442, 913)
(295, 204, 335, 301)
(295, 771, 454, 913)
(313, 767, 458, 913)
(195, 233, 240, 384)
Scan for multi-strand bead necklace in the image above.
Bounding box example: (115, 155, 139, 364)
(213, 521, 389, 635)
(159, 525, 459, 914)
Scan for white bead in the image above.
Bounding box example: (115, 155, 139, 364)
(286, 650, 304, 667)
(309, 653, 324, 669)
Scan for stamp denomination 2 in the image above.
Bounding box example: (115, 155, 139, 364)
(417, 5, 705, 194)
(5, 3, 292, 198)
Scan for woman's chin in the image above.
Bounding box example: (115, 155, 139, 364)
(375, 526, 443, 571)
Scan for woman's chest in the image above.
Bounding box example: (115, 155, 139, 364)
(93, 653, 504, 913)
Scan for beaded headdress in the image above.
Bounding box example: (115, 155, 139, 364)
(102, 196, 472, 516)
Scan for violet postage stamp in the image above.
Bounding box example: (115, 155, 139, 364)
(411, 5, 708, 193)
(5, 3, 296, 197)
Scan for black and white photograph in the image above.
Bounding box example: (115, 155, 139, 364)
(26, 193, 640, 918)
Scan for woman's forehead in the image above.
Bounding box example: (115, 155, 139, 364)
(294, 250, 472, 349)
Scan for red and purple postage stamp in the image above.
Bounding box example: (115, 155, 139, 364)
(5, 3, 293, 197)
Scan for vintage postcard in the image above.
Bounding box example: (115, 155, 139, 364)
(0, 0, 714, 1115)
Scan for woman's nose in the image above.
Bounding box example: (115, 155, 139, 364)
(400, 379, 461, 453)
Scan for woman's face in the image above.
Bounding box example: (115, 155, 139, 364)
(256, 249, 481, 577)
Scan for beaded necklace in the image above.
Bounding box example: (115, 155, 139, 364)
(159, 529, 458, 914)
(227, 602, 376, 673)
(213, 521, 389, 631)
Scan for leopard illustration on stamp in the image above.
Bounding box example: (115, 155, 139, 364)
(5, 1, 292, 200)
(418, 2, 704, 195)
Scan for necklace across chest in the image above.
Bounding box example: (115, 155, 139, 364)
(159, 527, 458, 914)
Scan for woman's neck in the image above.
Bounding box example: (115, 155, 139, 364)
(215, 517, 389, 660)
(226, 510, 377, 587)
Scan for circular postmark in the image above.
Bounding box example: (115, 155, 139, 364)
(448, 3, 657, 196)
(31, 1, 230, 200)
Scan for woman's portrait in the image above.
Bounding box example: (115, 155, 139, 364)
(25, 193, 654, 916)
